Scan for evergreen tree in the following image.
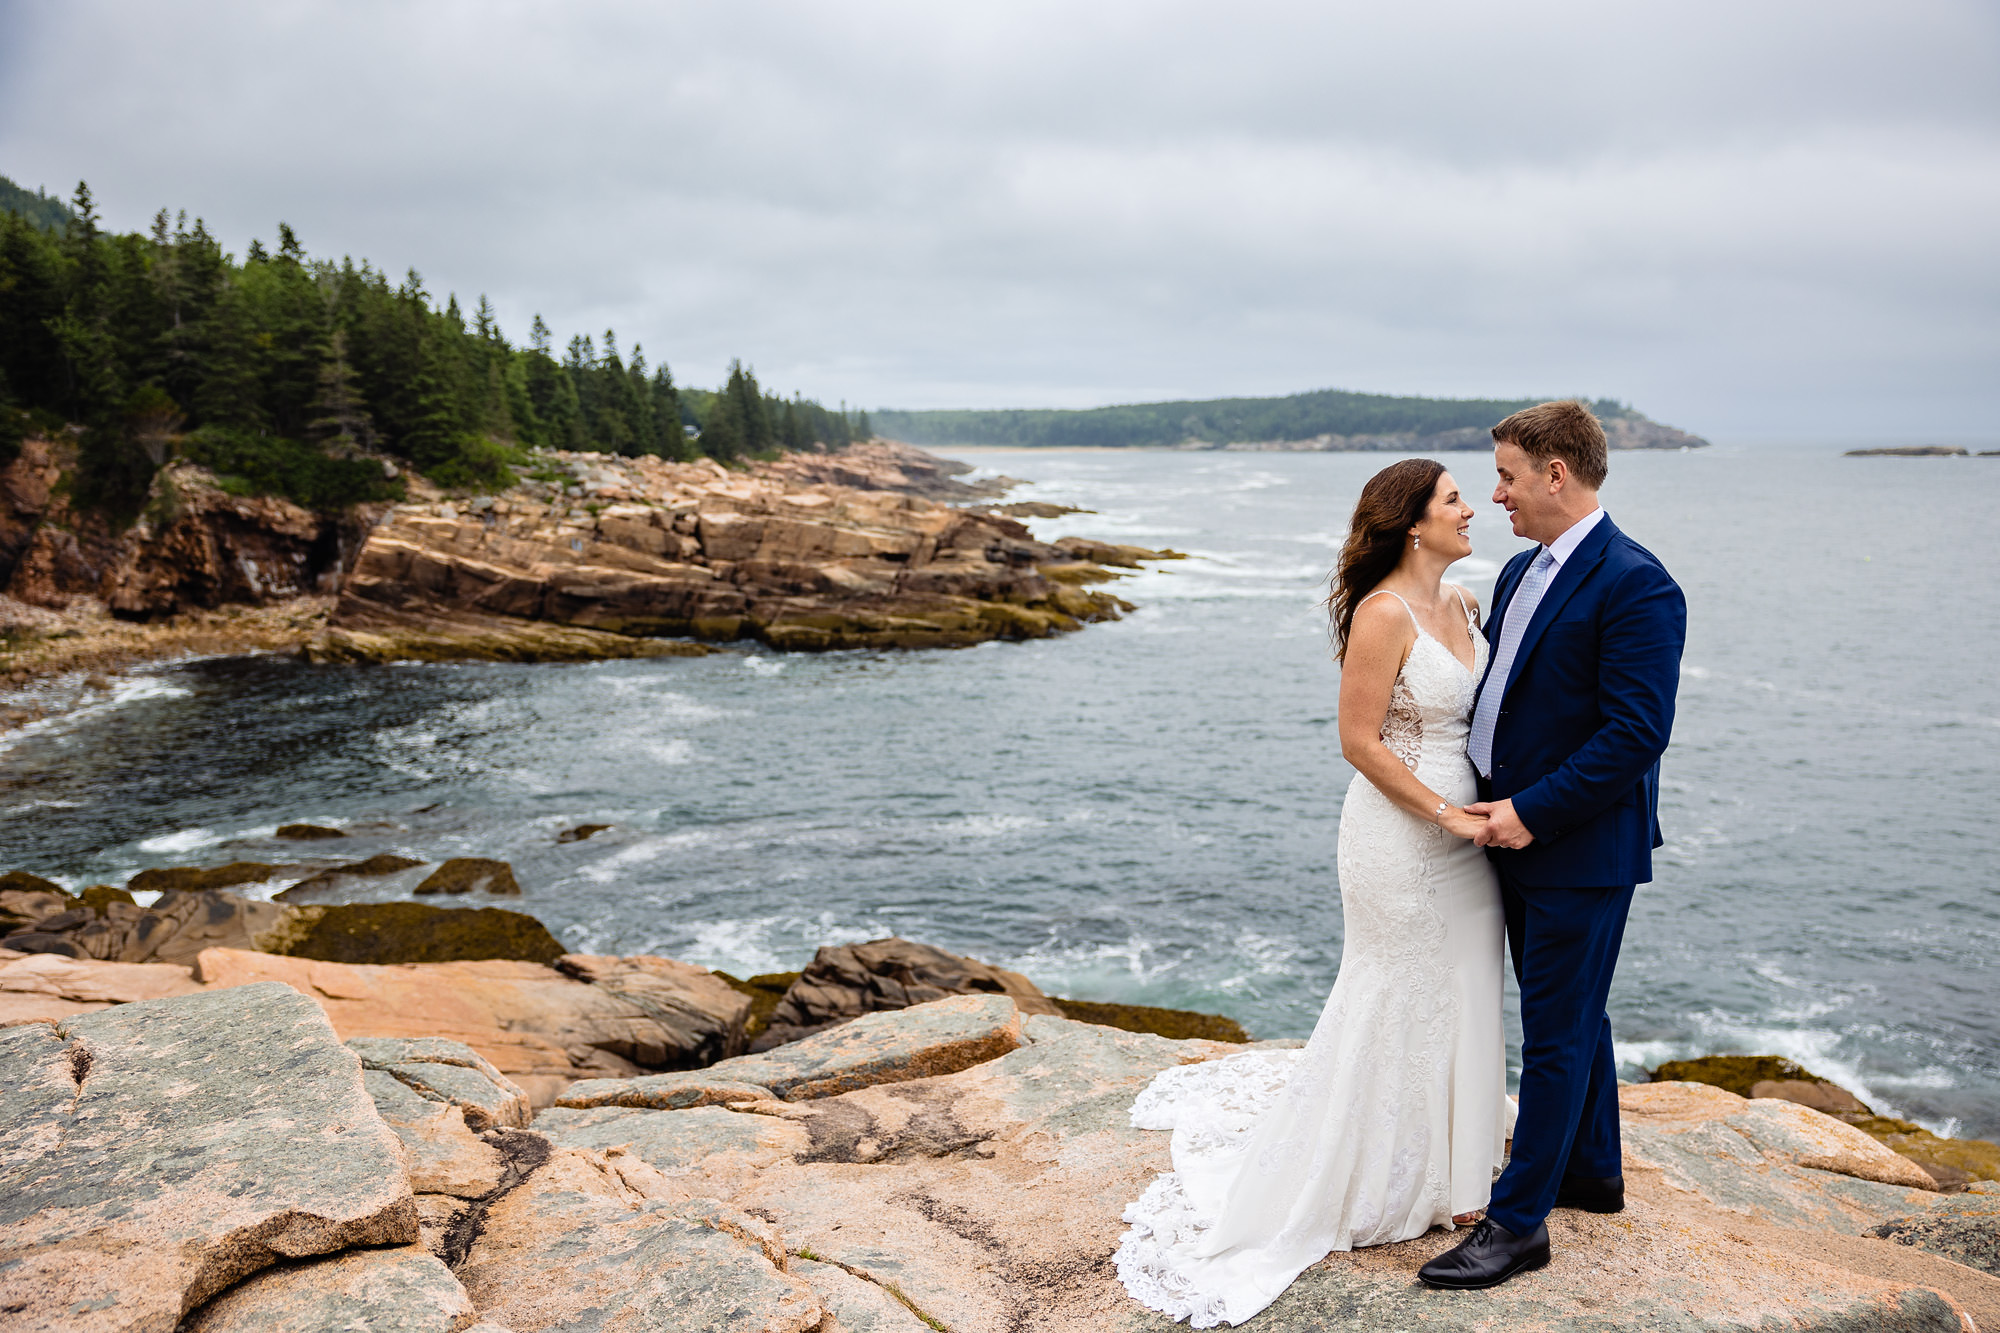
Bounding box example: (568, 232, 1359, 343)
(700, 380, 745, 460)
(307, 328, 375, 451)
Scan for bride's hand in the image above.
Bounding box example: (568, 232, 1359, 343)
(1439, 806, 1489, 840)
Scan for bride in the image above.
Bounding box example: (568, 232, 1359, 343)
(1115, 458, 1514, 1327)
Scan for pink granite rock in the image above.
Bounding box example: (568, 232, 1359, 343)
(0, 983, 416, 1332)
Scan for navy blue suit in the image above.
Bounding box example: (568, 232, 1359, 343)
(1475, 513, 1685, 1235)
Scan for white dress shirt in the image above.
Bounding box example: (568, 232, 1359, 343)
(1539, 506, 1605, 575)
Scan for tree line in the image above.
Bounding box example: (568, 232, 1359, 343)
(874, 387, 1639, 450)
(0, 178, 872, 517)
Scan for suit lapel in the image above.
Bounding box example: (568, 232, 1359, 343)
(1499, 515, 1620, 701)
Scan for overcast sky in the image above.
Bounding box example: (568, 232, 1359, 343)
(2, 1, 1996, 438)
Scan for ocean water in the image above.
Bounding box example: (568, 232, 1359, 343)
(4, 442, 1997, 1138)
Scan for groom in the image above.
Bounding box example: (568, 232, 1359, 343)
(1418, 400, 1686, 1291)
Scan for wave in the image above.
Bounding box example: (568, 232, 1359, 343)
(0, 671, 194, 754)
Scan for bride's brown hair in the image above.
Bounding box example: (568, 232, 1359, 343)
(1328, 457, 1447, 661)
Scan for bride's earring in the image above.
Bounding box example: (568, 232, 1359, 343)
(1413, 535, 1421, 549)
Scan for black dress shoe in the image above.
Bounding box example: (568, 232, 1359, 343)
(1554, 1172, 1625, 1213)
(1417, 1218, 1551, 1290)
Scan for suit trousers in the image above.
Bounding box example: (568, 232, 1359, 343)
(1484, 866, 1635, 1237)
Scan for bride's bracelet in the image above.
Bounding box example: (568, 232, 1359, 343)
(1433, 801, 1450, 825)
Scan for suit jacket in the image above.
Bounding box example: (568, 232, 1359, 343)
(1477, 514, 1686, 887)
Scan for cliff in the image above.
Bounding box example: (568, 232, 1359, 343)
(0, 438, 1175, 685)
(309, 440, 1157, 663)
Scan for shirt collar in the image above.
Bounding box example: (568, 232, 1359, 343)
(1542, 506, 1605, 570)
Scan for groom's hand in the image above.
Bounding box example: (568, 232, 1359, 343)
(1465, 799, 1535, 849)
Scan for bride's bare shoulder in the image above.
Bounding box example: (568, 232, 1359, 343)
(1348, 592, 1417, 651)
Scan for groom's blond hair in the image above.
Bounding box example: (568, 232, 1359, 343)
(1492, 400, 1608, 489)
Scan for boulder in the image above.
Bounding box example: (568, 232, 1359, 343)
(1653, 1053, 2000, 1189)
(0, 878, 72, 935)
(273, 823, 346, 841)
(556, 952, 752, 1066)
(193, 948, 699, 1104)
(556, 822, 611, 842)
(349, 1036, 532, 1132)
(415, 857, 522, 896)
(0, 949, 203, 1024)
(1619, 1082, 1939, 1230)
(2, 888, 302, 966)
(0, 983, 416, 1331)
(271, 902, 569, 966)
(456, 1145, 821, 1333)
(127, 861, 281, 894)
(181, 1247, 474, 1333)
(364, 1066, 509, 1198)
(708, 993, 1025, 1100)
(758, 937, 1059, 1049)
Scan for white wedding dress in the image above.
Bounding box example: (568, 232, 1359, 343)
(1115, 589, 1514, 1327)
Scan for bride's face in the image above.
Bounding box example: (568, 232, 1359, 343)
(1412, 472, 1474, 560)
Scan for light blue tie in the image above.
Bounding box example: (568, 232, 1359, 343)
(1468, 548, 1556, 779)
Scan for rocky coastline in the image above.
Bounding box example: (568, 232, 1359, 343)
(3, 863, 1998, 1330)
(0, 437, 1182, 700)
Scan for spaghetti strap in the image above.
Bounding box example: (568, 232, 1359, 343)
(1449, 584, 1474, 627)
(1357, 588, 1418, 627)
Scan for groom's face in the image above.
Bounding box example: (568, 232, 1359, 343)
(1491, 440, 1558, 545)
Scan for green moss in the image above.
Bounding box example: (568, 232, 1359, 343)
(1053, 997, 1250, 1043)
(0, 870, 65, 896)
(128, 862, 277, 893)
(273, 902, 568, 966)
(1846, 1117, 2000, 1186)
(1650, 1055, 1820, 1097)
(75, 885, 136, 917)
(714, 971, 798, 1040)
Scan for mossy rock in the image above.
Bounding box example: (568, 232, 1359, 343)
(715, 971, 799, 1040)
(272, 901, 567, 966)
(1846, 1116, 2000, 1187)
(1053, 997, 1250, 1043)
(557, 824, 612, 843)
(75, 885, 136, 917)
(274, 823, 346, 840)
(0, 870, 65, 896)
(1650, 1055, 1819, 1098)
(128, 862, 278, 894)
(275, 854, 428, 901)
(414, 857, 521, 896)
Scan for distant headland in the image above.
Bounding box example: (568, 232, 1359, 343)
(876, 389, 1710, 452)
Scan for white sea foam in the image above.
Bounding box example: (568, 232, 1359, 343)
(0, 672, 194, 753)
(743, 656, 786, 677)
(137, 827, 225, 855)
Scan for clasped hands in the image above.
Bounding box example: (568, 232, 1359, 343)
(1440, 798, 1536, 849)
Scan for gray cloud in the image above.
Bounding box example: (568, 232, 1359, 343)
(3, 0, 1996, 435)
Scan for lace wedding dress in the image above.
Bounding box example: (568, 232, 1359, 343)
(1115, 589, 1514, 1328)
